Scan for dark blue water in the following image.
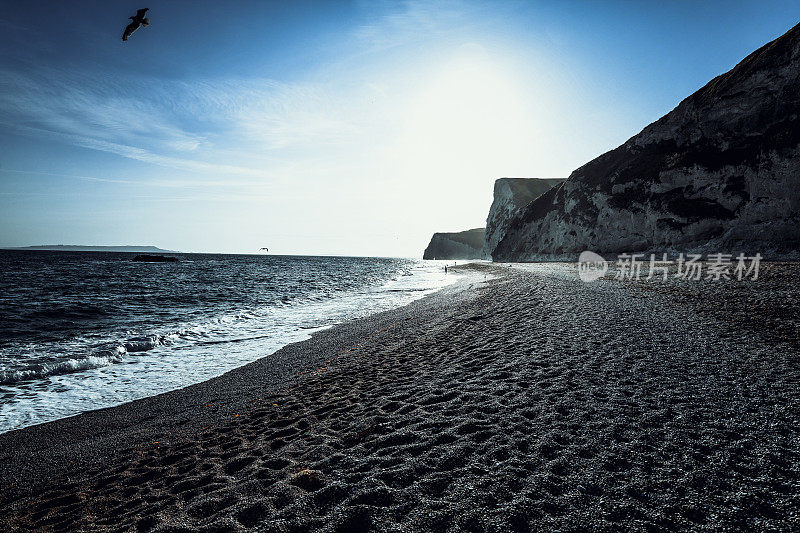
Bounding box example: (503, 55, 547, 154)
(0, 251, 454, 432)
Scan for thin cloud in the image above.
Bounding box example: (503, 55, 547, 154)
(0, 65, 373, 179)
(354, 0, 483, 51)
(0, 168, 281, 191)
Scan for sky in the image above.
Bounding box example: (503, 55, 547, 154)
(0, 1, 797, 256)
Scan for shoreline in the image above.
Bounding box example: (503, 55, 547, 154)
(1, 262, 797, 531)
(0, 256, 460, 434)
(0, 264, 493, 495)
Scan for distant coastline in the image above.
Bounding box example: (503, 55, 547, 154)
(1, 245, 180, 253)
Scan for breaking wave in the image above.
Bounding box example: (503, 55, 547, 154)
(0, 346, 126, 384)
(0, 253, 458, 433)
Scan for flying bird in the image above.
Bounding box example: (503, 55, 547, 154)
(260, 247, 269, 251)
(122, 8, 150, 42)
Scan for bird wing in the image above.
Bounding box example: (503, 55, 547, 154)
(136, 8, 149, 17)
(122, 21, 139, 41)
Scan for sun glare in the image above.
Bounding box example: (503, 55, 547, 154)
(392, 46, 541, 192)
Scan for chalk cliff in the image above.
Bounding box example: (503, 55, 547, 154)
(483, 178, 565, 259)
(423, 228, 487, 260)
(494, 22, 800, 261)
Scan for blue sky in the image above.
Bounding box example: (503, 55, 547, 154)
(1, 1, 797, 255)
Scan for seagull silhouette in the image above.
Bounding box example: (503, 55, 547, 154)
(122, 8, 150, 42)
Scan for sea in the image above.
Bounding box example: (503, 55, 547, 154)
(0, 251, 459, 433)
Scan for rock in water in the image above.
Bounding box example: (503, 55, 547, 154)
(493, 22, 800, 261)
(423, 228, 487, 260)
(483, 178, 565, 259)
(133, 254, 179, 262)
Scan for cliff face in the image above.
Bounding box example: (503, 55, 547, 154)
(423, 228, 487, 260)
(494, 22, 800, 261)
(483, 178, 565, 259)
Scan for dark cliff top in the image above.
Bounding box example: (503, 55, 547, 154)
(3, 245, 179, 253)
(423, 228, 486, 259)
(430, 228, 485, 246)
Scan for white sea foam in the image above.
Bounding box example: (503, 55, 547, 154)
(0, 259, 461, 433)
(0, 347, 126, 384)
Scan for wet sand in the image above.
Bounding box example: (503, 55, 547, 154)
(1, 263, 798, 531)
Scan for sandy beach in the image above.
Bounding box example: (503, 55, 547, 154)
(1, 263, 798, 532)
